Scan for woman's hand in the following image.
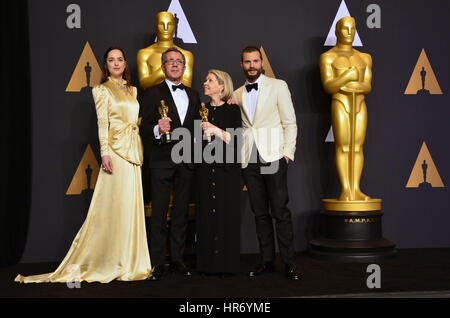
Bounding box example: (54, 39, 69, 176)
(201, 122, 221, 136)
(101, 155, 113, 174)
(201, 122, 230, 144)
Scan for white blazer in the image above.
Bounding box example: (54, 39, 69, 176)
(233, 75, 297, 168)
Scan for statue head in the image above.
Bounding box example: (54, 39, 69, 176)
(335, 17, 356, 45)
(155, 11, 175, 41)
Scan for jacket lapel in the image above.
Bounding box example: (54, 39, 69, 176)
(237, 85, 252, 125)
(183, 86, 196, 126)
(253, 75, 269, 125)
(159, 82, 182, 127)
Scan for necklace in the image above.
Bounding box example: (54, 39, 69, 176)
(210, 100, 225, 107)
(113, 78, 129, 95)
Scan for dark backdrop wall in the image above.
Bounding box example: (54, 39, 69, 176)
(21, 0, 450, 262)
(0, 0, 31, 267)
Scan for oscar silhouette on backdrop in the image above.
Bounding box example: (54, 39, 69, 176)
(417, 66, 430, 95)
(419, 159, 432, 189)
(81, 164, 94, 197)
(85, 164, 93, 189)
(174, 13, 180, 41)
(79, 61, 94, 93)
(85, 62, 92, 88)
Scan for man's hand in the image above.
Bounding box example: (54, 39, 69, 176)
(284, 156, 290, 164)
(226, 97, 236, 105)
(158, 118, 172, 133)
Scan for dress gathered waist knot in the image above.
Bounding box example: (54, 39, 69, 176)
(108, 121, 143, 166)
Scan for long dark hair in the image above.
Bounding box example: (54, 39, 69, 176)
(101, 46, 132, 93)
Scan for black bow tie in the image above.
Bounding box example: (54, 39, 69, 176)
(245, 83, 258, 92)
(172, 84, 185, 91)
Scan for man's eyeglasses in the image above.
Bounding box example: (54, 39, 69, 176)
(164, 59, 185, 65)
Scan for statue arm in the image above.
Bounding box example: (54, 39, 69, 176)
(137, 50, 165, 90)
(343, 53, 372, 94)
(181, 51, 194, 87)
(360, 53, 372, 94)
(319, 53, 358, 94)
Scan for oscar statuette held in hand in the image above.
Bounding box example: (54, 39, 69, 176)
(158, 100, 172, 143)
(200, 102, 213, 143)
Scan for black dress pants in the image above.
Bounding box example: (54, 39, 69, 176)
(242, 157, 295, 265)
(150, 164, 194, 267)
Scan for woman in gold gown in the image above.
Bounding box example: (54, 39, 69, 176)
(15, 47, 151, 283)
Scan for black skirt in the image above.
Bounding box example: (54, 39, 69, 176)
(195, 163, 241, 274)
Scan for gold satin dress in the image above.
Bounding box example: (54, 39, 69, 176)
(15, 78, 152, 283)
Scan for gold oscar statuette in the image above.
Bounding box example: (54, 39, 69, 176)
(319, 16, 381, 211)
(199, 102, 213, 143)
(310, 17, 396, 261)
(158, 100, 171, 143)
(137, 11, 194, 90)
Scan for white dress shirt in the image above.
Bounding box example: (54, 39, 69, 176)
(154, 79, 190, 139)
(242, 74, 264, 122)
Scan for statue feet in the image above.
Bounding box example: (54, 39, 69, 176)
(338, 189, 371, 201)
(338, 188, 352, 201)
(354, 189, 371, 201)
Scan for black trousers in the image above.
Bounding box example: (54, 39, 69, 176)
(242, 157, 295, 265)
(149, 164, 194, 267)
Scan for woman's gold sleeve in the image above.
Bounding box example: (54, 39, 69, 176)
(92, 85, 110, 157)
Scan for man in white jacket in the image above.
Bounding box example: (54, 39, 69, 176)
(233, 46, 299, 280)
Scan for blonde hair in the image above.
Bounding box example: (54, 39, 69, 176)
(208, 69, 234, 101)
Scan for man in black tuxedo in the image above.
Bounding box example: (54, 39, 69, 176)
(140, 47, 200, 281)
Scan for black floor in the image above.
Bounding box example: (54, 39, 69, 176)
(1, 249, 450, 299)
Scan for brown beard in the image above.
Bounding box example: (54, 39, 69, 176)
(244, 67, 262, 82)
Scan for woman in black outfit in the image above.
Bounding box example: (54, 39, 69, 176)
(196, 69, 242, 274)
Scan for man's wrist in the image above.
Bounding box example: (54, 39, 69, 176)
(154, 125, 161, 139)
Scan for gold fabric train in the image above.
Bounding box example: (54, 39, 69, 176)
(15, 78, 151, 283)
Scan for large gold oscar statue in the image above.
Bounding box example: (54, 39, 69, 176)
(137, 11, 194, 90)
(319, 16, 380, 211)
(310, 17, 395, 261)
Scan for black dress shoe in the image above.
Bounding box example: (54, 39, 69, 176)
(171, 262, 192, 276)
(248, 262, 275, 277)
(285, 264, 300, 281)
(148, 265, 164, 281)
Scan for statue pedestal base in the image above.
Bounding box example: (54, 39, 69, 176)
(310, 199, 396, 262)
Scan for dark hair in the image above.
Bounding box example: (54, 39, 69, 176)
(241, 46, 263, 61)
(101, 47, 132, 92)
(161, 47, 186, 65)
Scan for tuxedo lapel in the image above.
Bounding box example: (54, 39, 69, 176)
(183, 86, 196, 126)
(159, 82, 182, 127)
(253, 76, 270, 125)
(238, 86, 252, 125)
